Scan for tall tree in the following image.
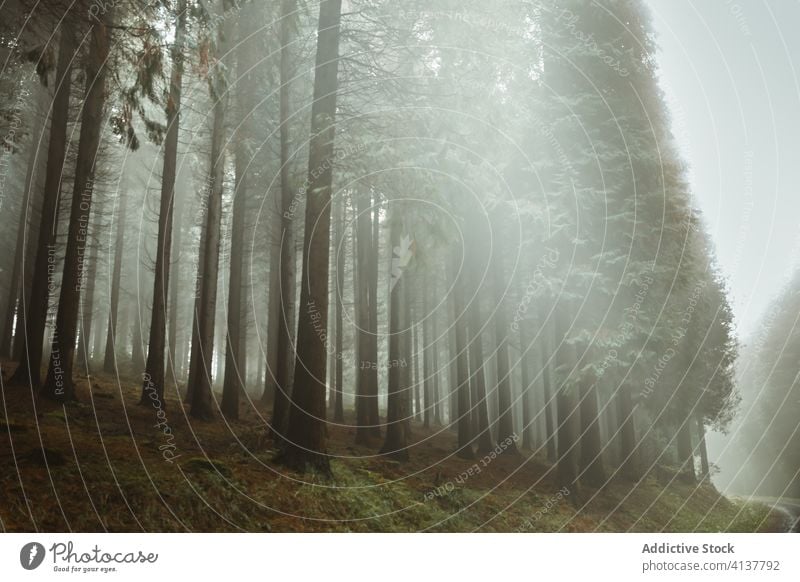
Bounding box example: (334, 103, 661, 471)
(42, 14, 111, 401)
(277, 0, 344, 473)
(103, 183, 128, 373)
(222, 0, 260, 420)
(9, 28, 73, 388)
(270, 0, 299, 441)
(380, 208, 410, 461)
(140, 0, 188, 406)
(189, 0, 233, 420)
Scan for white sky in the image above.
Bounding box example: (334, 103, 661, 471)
(646, 0, 800, 340)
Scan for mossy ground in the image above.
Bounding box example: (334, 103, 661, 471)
(0, 364, 784, 532)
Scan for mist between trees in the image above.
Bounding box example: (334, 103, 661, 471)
(0, 0, 795, 530)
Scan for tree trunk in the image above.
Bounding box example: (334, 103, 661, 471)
(76, 210, 100, 372)
(519, 324, 534, 450)
(354, 190, 372, 444)
(422, 283, 432, 429)
(491, 252, 517, 454)
(333, 193, 345, 422)
(140, 0, 187, 407)
(103, 186, 128, 374)
(467, 286, 493, 454)
(696, 415, 710, 480)
(541, 306, 557, 462)
(166, 197, 184, 382)
(10, 29, 73, 388)
(270, 0, 299, 441)
(367, 195, 380, 434)
(131, 305, 145, 373)
(617, 382, 640, 481)
(1, 82, 48, 359)
(222, 1, 258, 420)
(380, 209, 409, 461)
(184, 221, 206, 404)
(449, 249, 473, 458)
(41, 18, 110, 401)
(278, 0, 343, 474)
(431, 278, 442, 425)
(412, 314, 421, 422)
(578, 371, 606, 487)
(555, 307, 579, 492)
(677, 413, 696, 483)
(189, 1, 232, 420)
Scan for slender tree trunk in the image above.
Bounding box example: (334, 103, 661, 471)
(541, 307, 557, 462)
(131, 305, 145, 372)
(104, 186, 128, 373)
(431, 278, 442, 425)
(42, 18, 110, 401)
(422, 283, 432, 429)
(278, 0, 343, 474)
(380, 209, 409, 461)
(696, 415, 710, 480)
(184, 221, 206, 404)
(141, 0, 187, 407)
(367, 195, 380, 434)
(1, 83, 48, 359)
(449, 249, 473, 458)
(519, 324, 534, 450)
(677, 412, 696, 483)
(76, 213, 100, 372)
(554, 306, 579, 492)
(270, 0, 299, 440)
(354, 190, 371, 444)
(189, 1, 232, 420)
(222, 2, 258, 419)
(10, 29, 73, 388)
(166, 198, 183, 382)
(333, 193, 345, 422)
(491, 252, 517, 454)
(467, 288, 493, 454)
(412, 315, 421, 422)
(617, 382, 640, 481)
(578, 371, 606, 487)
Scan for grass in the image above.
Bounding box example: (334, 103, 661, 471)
(0, 364, 786, 532)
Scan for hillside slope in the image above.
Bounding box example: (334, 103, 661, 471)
(0, 366, 784, 532)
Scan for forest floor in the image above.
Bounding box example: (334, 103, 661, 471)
(0, 364, 786, 532)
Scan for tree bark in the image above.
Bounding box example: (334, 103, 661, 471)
(578, 371, 606, 487)
(617, 382, 641, 481)
(222, 1, 258, 420)
(278, 0, 343, 474)
(555, 306, 579, 492)
(103, 185, 128, 373)
(189, 0, 233, 420)
(519, 324, 534, 450)
(380, 209, 409, 461)
(677, 412, 696, 483)
(367, 195, 380, 434)
(10, 29, 73, 388)
(354, 190, 372, 444)
(76, 209, 100, 372)
(696, 415, 710, 480)
(333, 193, 345, 422)
(1, 82, 48, 359)
(270, 0, 299, 441)
(491, 252, 518, 454)
(449, 249, 473, 458)
(140, 0, 187, 407)
(41, 18, 110, 401)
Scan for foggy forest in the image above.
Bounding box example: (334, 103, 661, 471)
(0, 0, 797, 533)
